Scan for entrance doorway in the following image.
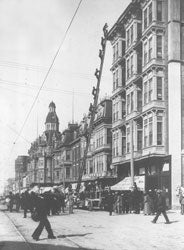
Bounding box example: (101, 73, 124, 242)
(145, 175, 159, 191)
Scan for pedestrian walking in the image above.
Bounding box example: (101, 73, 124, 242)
(132, 186, 141, 214)
(151, 190, 170, 224)
(60, 191, 65, 213)
(8, 192, 14, 212)
(116, 193, 122, 214)
(21, 190, 33, 218)
(179, 192, 184, 215)
(106, 190, 114, 216)
(122, 192, 129, 214)
(32, 192, 56, 241)
(6, 192, 14, 212)
(143, 191, 151, 215)
(149, 189, 157, 215)
(14, 193, 21, 212)
(68, 192, 74, 214)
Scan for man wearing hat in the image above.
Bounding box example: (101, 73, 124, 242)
(151, 189, 170, 224)
(31, 192, 56, 241)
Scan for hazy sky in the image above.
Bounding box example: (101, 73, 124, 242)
(0, 0, 131, 187)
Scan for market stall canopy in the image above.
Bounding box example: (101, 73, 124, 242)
(29, 185, 40, 194)
(40, 187, 53, 193)
(111, 176, 145, 191)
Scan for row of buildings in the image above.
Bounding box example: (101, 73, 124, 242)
(13, 99, 114, 194)
(10, 0, 184, 207)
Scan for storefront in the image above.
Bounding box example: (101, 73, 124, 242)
(117, 155, 171, 205)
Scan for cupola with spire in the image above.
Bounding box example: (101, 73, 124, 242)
(45, 101, 59, 132)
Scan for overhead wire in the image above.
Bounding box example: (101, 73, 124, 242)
(0, 78, 90, 96)
(6, 124, 31, 144)
(9, 0, 83, 155)
(0, 59, 93, 79)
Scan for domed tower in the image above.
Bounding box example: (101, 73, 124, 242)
(45, 101, 59, 132)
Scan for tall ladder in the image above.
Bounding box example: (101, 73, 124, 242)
(76, 23, 108, 193)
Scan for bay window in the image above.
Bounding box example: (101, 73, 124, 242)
(148, 78, 153, 102)
(127, 94, 130, 114)
(127, 91, 134, 114)
(157, 35, 162, 58)
(148, 117, 153, 146)
(127, 58, 130, 79)
(115, 69, 118, 88)
(157, 77, 163, 100)
(137, 90, 142, 112)
(144, 119, 148, 147)
(144, 81, 148, 105)
(157, 0, 162, 21)
(113, 131, 119, 156)
(144, 42, 148, 65)
(157, 116, 163, 145)
(127, 29, 130, 48)
(130, 55, 133, 77)
(126, 24, 134, 49)
(148, 37, 153, 61)
(148, 3, 152, 24)
(122, 127, 126, 155)
(144, 8, 148, 30)
(144, 78, 153, 105)
(130, 25, 133, 44)
(127, 127, 130, 153)
(143, 2, 153, 30)
(113, 45, 115, 62)
(131, 92, 134, 112)
(113, 72, 116, 90)
(137, 121, 143, 151)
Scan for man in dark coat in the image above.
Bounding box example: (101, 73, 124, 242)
(32, 193, 56, 241)
(14, 193, 21, 212)
(151, 190, 170, 224)
(21, 190, 33, 218)
(8, 192, 14, 212)
(106, 191, 114, 216)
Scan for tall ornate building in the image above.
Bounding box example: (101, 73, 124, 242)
(52, 123, 79, 185)
(108, 0, 184, 207)
(27, 101, 61, 186)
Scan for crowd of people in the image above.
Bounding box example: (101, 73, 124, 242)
(3, 183, 172, 240)
(5, 187, 75, 241)
(5, 187, 74, 216)
(105, 183, 170, 224)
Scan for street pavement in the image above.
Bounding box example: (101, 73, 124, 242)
(1, 206, 184, 250)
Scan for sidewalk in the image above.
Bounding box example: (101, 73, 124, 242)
(1, 209, 88, 250)
(0, 210, 31, 250)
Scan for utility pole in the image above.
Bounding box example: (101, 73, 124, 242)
(62, 158, 65, 194)
(76, 23, 108, 194)
(130, 119, 134, 187)
(44, 151, 47, 184)
(18, 166, 21, 194)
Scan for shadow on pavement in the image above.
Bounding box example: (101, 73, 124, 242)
(169, 220, 179, 224)
(57, 233, 92, 238)
(0, 241, 96, 250)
